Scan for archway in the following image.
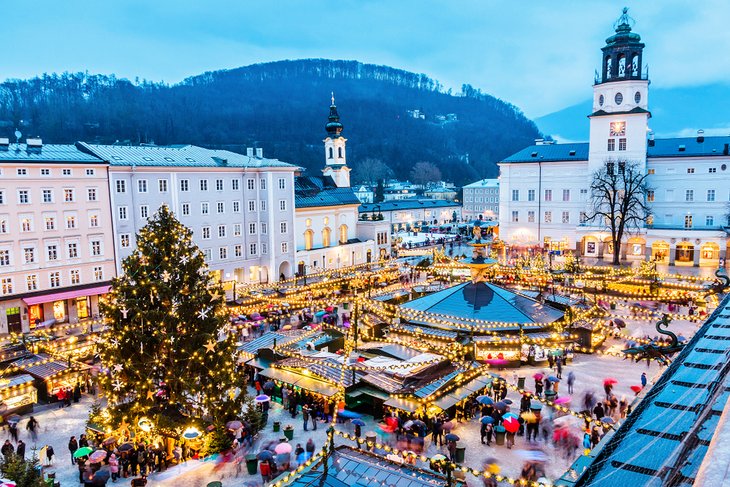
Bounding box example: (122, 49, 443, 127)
(339, 224, 348, 244)
(700, 242, 720, 266)
(322, 227, 331, 247)
(366, 249, 372, 263)
(297, 261, 305, 276)
(602, 236, 615, 261)
(278, 261, 291, 280)
(675, 242, 695, 264)
(651, 241, 670, 263)
(627, 237, 646, 259)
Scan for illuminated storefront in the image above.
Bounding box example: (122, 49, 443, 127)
(0, 374, 38, 415)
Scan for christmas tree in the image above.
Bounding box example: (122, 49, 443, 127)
(98, 205, 243, 432)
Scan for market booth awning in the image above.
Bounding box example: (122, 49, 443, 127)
(258, 367, 339, 397)
(432, 375, 492, 410)
(22, 285, 110, 306)
(383, 396, 422, 413)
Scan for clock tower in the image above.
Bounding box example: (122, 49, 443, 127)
(322, 94, 351, 188)
(587, 8, 650, 175)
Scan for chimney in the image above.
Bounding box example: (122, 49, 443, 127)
(26, 138, 42, 148)
(697, 129, 705, 143)
(648, 131, 655, 147)
(246, 148, 254, 157)
(255, 148, 263, 158)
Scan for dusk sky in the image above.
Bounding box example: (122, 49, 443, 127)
(2, 0, 728, 118)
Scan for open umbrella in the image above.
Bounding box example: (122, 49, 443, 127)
(315, 311, 326, 318)
(530, 400, 543, 410)
(6, 414, 20, 424)
(480, 416, 495, 425)
(88, 450, 107, 463)
(603, 378, 618, 386)
(403, 420, 414, 429)
(613, 318, 626, 329)
(351, 419, 366, 427)
(521, 411, 537, 423)
(325, 306, 334, 313)
(226, 420, 243, 430)
(486, 358, 509, 366)
(102, 437, 117, 446)
(0, 480, 16, 487)
(533, 373, 544, 380)
(118, 443, 134, 453)
(275, 443, 292, 454)
(503, 417, 520, 433)
(257, 450, 274, 461)
(431, 454, 447, 461)
(73, 447, 93, 458)
(515, 450, 549, 462)
(412, 420, 426, 429)
(600, 417, 616, 425)
(503, 412, 519, 420)
(477, 395, 494, 405)
(503, 399, 513, 405)
(495, 401, 508, 411)
(254, 394, 270, 403)
(91, 469, 110, 486)
(441, 420, 455, 431)
(554, 396, 571, 405)
(338, 410, 361, 419)
(630, 385, 643, 393)
(444, 433, 460, 442)
(548, 376, 560, 382)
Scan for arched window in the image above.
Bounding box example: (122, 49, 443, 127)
(328, 147, 334, 159)
(631, 55, 639, 76)
(339, 224, 348, 244)
(618, 55, 626, 77)
(322, 227, 331, 247)
(605, 56, 612, 79)
(338, 147, 343, 158)
(304, 229, 314, 250)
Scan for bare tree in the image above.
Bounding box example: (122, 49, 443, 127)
(585, 160, 651, 265)
(409, 161, 442, 187)
(350, 158, 393, 184)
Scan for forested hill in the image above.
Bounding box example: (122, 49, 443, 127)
(0, 59, 540, 184)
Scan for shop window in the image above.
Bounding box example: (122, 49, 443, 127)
(76, 297, 89, 319)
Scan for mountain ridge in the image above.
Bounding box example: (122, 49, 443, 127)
(0, 59, 541, 185)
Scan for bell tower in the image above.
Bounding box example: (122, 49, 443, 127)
(322, 93, 351, 188)
(588, 8, 650, 174)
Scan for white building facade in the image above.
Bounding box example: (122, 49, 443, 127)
(359, 200, 462, 233)
(0, 141, 116, 333)
(462, 178, 499, 221)
(78, 143, 298, 284)
(498, 10, 730, 266)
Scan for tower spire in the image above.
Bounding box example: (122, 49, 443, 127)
(331, 91, 335, 106)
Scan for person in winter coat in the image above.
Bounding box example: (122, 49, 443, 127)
(26, 416, 39, 442)
(46, 445, 55, 465)
(1, 440, 14, 460)
(535, 379, 544, 398)
(68, 436, 79, 465)
(567, 371, 576, 394)
(79, 434, 89, 448)
(109, 453, 120, 482)
(16, 440, 25, 459)
(305, 439, 315, 460)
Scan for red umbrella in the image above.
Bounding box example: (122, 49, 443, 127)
(603, 378, 618, 386)
(325, 306, 334, 313)
(630, 385, 643, 393)
(503, 416, 520, 433)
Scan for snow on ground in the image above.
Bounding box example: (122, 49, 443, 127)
(10, 304, 703, 486)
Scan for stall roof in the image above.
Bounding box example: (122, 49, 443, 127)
(383, 396, 422, 413)
(361, 372, 405, 394)
(9, 354, 69, 379)
(0, 374, 35, 390)
(237, 332, 300, 356)
(278, 445, 462, 487)
(432, 375, 492, 411)
(258, 367, 339, 397)
(276, 357, 364, 388)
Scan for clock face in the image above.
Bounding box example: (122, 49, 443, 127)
(610, 121, 626, 137)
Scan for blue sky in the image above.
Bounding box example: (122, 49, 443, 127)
(1, 0, 727, 118)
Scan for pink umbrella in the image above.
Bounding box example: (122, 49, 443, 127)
(441, 421, 455, 431)
(275, 443, 292, 454)
(88, 450, 107, 463)
(486, 358, 509, 366)
(533, 373, 544, 380)
(554, 396, 571, 405)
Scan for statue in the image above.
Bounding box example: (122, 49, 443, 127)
(622, 314, 684, 366)
(472, 224, 482, 241)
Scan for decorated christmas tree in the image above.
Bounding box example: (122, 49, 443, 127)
(98, 205, 243, 433)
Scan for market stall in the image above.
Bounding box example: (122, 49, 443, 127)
(0, 374, 37, 416)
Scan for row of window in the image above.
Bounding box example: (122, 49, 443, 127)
(0, 212, 101, 233)
(653, 214, 720, 228)
(115, 177, 287, 194)
(0, 187, 99, 205)
(0, 267, 105, 295)
(512, 189, 586, 202)
(464, 197, 498, 203)
(0, 241, 104, 266)
(646, 189, 722, 203)
(465, 188, 498, 195)
(198, 242, 289, 261)
(6, 168, 94, 177)
(302, 226, 349, 250)
(607, 138, 627, 151)
(510, 210, 574, 224)
(647, 167, 720, 175)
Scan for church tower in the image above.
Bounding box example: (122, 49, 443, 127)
(322, 94, 351, 188)
(587, 8, 650, 174)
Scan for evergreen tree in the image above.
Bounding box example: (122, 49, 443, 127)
(1, 453, 45, 487)
(98, 205, 243, 431)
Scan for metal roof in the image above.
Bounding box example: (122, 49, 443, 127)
(0, 374, 35, 390)
(295, 175, 362, 208)
(502, 143, 590, 164)
(0, 144, 103, 163)
(280, 446, 462, 487)
(76, 142, 295, 168)
(401, 282, 565, 325)
(566, 294, 730, 486)
(501, 136, 730, 164)
(359, 199, 460, 213)
(462, 178, 499, 189)
(237, 332, 300, 356)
